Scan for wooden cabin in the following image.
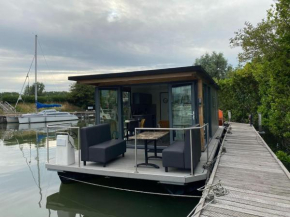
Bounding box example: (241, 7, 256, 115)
(46, 65, 223, 187)
(69, 65, 219, 150)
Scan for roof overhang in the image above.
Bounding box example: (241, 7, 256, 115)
(68, 66, 219, 89)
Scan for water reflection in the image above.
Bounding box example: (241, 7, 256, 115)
(0, 120, 87, 216)
(16, 132, 43, 208)
(46, 178, 198, 217)
(0, 119, 197, 217)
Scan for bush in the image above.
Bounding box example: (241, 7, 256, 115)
(0, 92, 69, 105)
(1, 95, 18, 105)
(276, 150, 290, 171)
(15, 102, 82, 113)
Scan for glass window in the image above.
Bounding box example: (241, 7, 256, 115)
(172, 85, 192, 141)
(100, 89, 119, 139)
(122, 91, 131, 122)
(122, 91, 131, 137)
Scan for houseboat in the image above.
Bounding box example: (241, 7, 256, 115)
(45, 66, 225, 189)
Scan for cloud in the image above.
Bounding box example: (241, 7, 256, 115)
(0, 0, 273, 92)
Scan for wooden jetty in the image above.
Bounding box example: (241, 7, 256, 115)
(194, 122, 290, 217)
(72, 111, 95, 119)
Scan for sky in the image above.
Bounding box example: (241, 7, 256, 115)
(0, 0, 273, 93)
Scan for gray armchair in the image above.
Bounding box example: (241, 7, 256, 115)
(162, 126, 201, 172)
(81, 123, 126, 167)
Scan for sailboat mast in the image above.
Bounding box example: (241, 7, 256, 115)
(35, 35, 38, 113)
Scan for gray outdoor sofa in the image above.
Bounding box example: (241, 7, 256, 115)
(81, 123, 126, 167)
(162, 126, 201, 172)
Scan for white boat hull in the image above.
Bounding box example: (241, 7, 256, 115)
(19, 120, 79, 131)
(18, 115, 78, 124)
(6, 116, 19, 123)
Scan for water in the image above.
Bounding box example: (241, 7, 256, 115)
(0, 120, 198, 217)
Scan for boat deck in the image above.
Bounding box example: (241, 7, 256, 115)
(46, 127, 224, 185)
(194, 122, 290, 217)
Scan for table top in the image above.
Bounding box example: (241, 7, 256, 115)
(130, 131, 169, 140)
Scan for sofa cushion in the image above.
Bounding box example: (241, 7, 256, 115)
(89, 139, 126, 163)
(81, 123, 111, 161)
(162, 141, 185, 169)
(184, 127, 201, 170)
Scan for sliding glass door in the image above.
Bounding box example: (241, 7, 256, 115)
(99, 89, 119, 139)
(170, 83, 196, 141)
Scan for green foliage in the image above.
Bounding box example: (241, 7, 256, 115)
(0, 91, 69, 107)
(217, 64, 260, 123)
(24, 82, 45, 96)
(194, 51, 233, 79)
(227, 0, 290, 148)
(230, 20, 278, 62)
(0, 92, 18, 106)
(276, 151, 290, 170)
(68, 82, 95, 109)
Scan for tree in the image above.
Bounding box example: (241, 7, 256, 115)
(24, 82, 45, 96)
(229, 0, 290, 147)
(218, 64, 260, 123)
(229, 21, 278, 62)
(68, 83, 95, 109)
(194, 52, 232, 79)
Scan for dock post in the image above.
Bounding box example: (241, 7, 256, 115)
(228, 110, 231, 122)
(258, 113, 262, 131)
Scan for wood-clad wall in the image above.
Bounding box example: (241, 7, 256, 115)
(198, 79, 205, 151)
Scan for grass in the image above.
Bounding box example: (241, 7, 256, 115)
(14, 102, 83, 113)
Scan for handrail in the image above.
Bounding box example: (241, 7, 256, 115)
(135, 124, 207, 131)
(46, 123, 209, 173)
(46, 125, 81, 167)
(134, 123, 209, 176)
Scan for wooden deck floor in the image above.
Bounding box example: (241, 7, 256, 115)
(194, 122, 290, 217)
(46, 127, 224, 185)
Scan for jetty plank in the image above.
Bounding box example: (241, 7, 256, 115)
(194, 122, 290, 217)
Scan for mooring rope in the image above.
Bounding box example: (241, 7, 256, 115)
(198, 180, 229, 200)
(58, 175, 201, 198)
(187, 181, 229, 217)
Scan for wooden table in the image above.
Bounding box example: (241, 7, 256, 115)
(133, 131, 169, 168)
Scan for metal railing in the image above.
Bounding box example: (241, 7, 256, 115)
(46, 124, 81, 167)
(46, 123, 209, 175)
(134, 123, 209, 176)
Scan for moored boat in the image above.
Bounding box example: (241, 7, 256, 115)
(14, 35, 78, 124)
(6, 116, 19, 123)
(18, 109, 78, 124)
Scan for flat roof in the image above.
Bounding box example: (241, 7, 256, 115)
(68, 65, 219, 88)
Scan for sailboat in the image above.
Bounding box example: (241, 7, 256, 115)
(16, 35, 78, 124)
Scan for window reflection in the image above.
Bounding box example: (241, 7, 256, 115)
(100, 90, 119, 139)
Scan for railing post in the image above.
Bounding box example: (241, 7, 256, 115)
(258, 113, 263, 132)
(134, 128, 138, 173)
(46, 126, 49, 163)
(190, 128, 194, 176)
(78, 127, 81, 167)
(206, 124, 209, 163)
